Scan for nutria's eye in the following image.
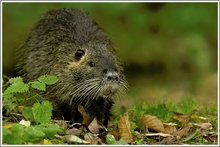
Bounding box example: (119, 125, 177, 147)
(75, 49, 85, 60)
(89, 61, 95, 67)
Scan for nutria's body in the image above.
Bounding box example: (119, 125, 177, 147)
(16, 8, 127, 127)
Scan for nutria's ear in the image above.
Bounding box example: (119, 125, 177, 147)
(75, 49, 85, 60)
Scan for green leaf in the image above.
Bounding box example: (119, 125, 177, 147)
(38, 75, 59, 85)
(23, 107, 34, 122)
(30, 81, 46, 91)
(8, 77, 23, 84)
(35, 124, 63, 138)
(3, 127, 14, 144)
(4, 82, 29, 94)
(135, 138, 144, 145)
(106, 134, 128, 145)
(4, 77, 28, 94)
(11, 124, 24, 144)
(3, 94, 17, 112)
(23, 126, 45, 143)
(32, 101, 53, 124)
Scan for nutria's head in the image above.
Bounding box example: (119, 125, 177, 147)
(64, 42, 127, 102)
(49, 40, 128, 105)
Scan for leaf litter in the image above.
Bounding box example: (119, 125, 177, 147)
(3, 76, 218, 145)
(50, 104, 217, 145)
(3, 102, 218, 145)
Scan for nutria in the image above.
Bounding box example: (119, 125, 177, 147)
(16, 8, 127, 127)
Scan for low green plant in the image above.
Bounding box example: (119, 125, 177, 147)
(106, 135, 128, 145)
(2, 75, 64, 145)
(3, 75, 58, 114)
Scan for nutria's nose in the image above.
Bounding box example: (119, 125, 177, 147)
(103, 69, 119, 82)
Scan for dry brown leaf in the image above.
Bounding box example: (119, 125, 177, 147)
(84, 132, 99, 144)
(55, 134, 91, 144)
(172, 110, 197, 126)
(66, 127, 82, 135)
(51, 119, 69, 130)
(172, 112, 191, 125)
(110, 130, 119, 140)
(88, 118, 99, 134)
(164, 124, 177, 134)
(210, 136, 218, 142)
(172, 124, 192, 137)
(140, 114, 165, 133)
(118, 112, 134, 144)
(193, 123, 212, 130)
(78, 104, 91, 125)
(158, 137, 176, 145)
(88, 118, 105, 134)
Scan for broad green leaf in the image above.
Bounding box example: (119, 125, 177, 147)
(106, 134, 128, 145)
(4, 82, 29, 94)
(8, 77, 23, 84)
(38, 75, 59, 85)
(2, 124, 24, 144)
(23, 126, 45, 143)
(3, 94, 17, 112)
(3, 127, 14, 144)
(11, 124, 24, 144)
(30, 81, 46, 91)
(106, 134, 116, 144)
(32, 101, 53, 124)
(23, 107, 34, 122)
(4, 77, 28, 94)
(35, 124, 63, 138)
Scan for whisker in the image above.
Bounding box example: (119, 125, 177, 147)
(69, 78, 101, 106)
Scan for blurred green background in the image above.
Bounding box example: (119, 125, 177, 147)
(2, 2, 218, 108)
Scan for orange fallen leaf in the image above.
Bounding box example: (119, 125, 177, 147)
(164, 124, 177, 134)
(140, 114, 165, 133)
(78, 104, 91, 126)
(110, 130, 119, 141)
(118, 112, 134, 144)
